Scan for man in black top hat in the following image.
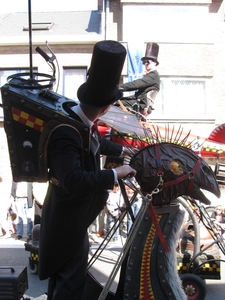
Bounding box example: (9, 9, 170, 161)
(118, 42, 160, 118)
(38, 40, 137, 300)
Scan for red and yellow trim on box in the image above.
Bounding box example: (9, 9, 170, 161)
(12, 107, 46, 132)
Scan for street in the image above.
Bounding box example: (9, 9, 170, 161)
(0, 236, 224, 300)
(0, 244, 48, 299)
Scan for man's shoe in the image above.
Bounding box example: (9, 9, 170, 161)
(16, 235, 22, 240)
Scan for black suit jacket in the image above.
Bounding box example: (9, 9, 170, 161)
(119, 69, 160, 103)
(39, 111, 122, 280)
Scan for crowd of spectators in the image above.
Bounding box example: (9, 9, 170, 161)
(0, 178, 47, 241)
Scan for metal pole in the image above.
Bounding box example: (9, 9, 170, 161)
(28, 0, 33, 79)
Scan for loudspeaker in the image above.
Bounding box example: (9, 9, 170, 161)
(1, 79, 90, 182)
(0, 266, 28, 300)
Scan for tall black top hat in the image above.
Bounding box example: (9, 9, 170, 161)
(141, 42, 159, 66)
(77, 40, 126, 107)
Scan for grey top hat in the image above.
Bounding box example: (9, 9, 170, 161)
(77, 40, 127, 107)
(141, 42, 159, 65)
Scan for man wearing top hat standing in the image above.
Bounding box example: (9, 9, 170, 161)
(38, 40, 137, 300)
(118, 42, 160, 117)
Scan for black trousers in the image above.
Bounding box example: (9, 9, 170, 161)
(47, 232, 89, 300)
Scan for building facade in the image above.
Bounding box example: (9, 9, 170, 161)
(0, 0, 225, 187)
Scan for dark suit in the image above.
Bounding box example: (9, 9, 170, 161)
(119, 69, 160, 110)
(38, 109, 122, 299)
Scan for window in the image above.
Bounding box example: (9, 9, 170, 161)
(0, 68, 38, 87)
(123, 5, 212, 43)
(62, 68, 87, 101)
(152, 77, 213, 121)
(0, 68, 36, 119)
(23, 22, 54, 31)
(122, 76, 213, 121)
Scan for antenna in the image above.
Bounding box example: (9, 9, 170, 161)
(28, 0, 33, 80)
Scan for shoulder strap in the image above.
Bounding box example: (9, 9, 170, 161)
(38, 119, 90, 181)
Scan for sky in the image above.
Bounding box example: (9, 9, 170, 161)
(1, 0, 97, 13)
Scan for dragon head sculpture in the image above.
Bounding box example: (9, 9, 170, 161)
(130, 142, 220, 206)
